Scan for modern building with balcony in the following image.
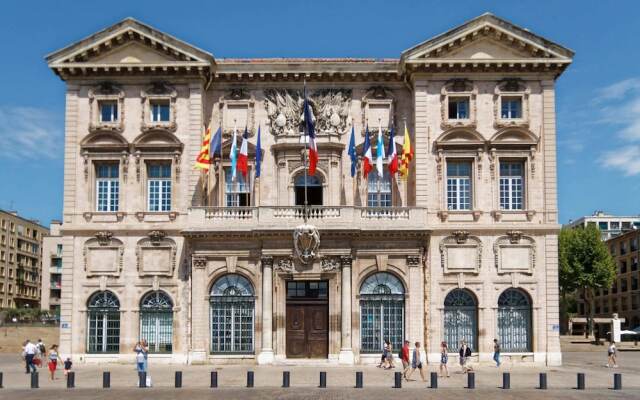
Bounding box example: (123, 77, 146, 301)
(41, 220, 63, 318)
(565, 211, 640, 240)
(0, 209, 48, 309)
(46, 14, 572, 366)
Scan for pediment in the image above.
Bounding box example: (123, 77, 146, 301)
(435, 129, 485, 148)
(81, 131, 128, 151)
(490, 128, 538, 147)
(133, 131, 183, 152)
(401, 13, 573, 65)
(91, 41, 179, 64)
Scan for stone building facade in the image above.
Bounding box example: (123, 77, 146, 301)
(46, 13, 572, 366)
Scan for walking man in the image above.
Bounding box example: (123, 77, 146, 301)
(493, 338, 501, 367)
(406, 342, 426, 382)
(23, 339, 38, 374)
(401, 340, 410, 380)
(458, 340, 472, 373)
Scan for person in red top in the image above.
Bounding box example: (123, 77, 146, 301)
(401, 340, 411, 380)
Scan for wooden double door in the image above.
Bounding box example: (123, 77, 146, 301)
(285, 281, 329, 358)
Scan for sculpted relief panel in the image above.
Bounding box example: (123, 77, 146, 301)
(83, 231, 124, 277)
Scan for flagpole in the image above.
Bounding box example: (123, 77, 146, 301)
(303, 82, 309, 224)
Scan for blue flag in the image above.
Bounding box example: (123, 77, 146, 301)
(255, 125, 262, 178)
(347, 125, 357, 177)
(210, 127, 222, 158)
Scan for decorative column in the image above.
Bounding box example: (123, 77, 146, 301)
(339, 255, 355, 364)
(189, 256, 208, 364)
(407, 255, 425, 360)
(257, 256, 275, 364)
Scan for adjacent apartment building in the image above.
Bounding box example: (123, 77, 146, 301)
(565, 211, 640, 240)
(41, 220, 63, 318)
(0, 209, 48, 309)
(45, 14, 572, 365)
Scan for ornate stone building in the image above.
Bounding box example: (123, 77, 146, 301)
(46, 13, 572, 366)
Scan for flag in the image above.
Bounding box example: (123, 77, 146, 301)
(387, 127, 398, 175)
(303, 85, 318, 176)
(399, 122, 414, 179)
(362, 126, 373, 178)
(230, 125, 238, 181)
(376, 123, 386, 177)
(210, 127, 222, 160)
(347, 125, 357, 178)
(255, 125, 262, 178)
(237, 127, 249, 178)
(194, 126, 212, 171)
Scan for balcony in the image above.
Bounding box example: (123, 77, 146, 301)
(50, 280, 62, 290)
(187, 206, 428, 233)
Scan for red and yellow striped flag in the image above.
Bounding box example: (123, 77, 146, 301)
(398, 123, 413, 179)
(194, 126, 212, 171)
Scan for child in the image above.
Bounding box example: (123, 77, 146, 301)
(63, 357, 72, 376)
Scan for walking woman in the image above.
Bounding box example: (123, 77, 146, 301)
(406, 342, 426, 381)
(47, 345, 60, 380)
(439, 341, 450, 377)
(607, 341, 618, 368)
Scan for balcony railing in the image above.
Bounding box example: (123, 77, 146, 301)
(50, 280, 62, 289)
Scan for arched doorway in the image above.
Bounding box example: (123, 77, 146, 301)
(209, 274, 255, 353)
(294, 174, 322, 206)
(498, 288, 532, 352)
(140, 291, 173, 353)
(87, 291, 120, 353)
(359, 272, 405, 353)
(443, 289, 478, 352)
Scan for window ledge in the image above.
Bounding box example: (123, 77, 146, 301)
(494, 119, 529, 129)
(438, 210, 482, 222)
(83, 212, 125, 223)
(441, 119, 477, 130)
(135, 211, 178, 222)
(492, 210, 535, 222)
(89, 121, 124, 134)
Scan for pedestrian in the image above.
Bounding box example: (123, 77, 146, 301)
(493, 338, 501, 367)
(439, 341, 450, 378)
(458, 340, 472, 373)
(23, 339, 38, 374)
(37, 338, 46, 356)
(47, 344, 60, 380)
(406, 341, 426, 381)
(378, 339, 390, 368)
(141, 339, 149, 371)
(400, 340, 410, 380)
(135, 347, 146, 373)
(63, 357, 73, 376)
(607, 341, 618, 368)
(386, 341, 395, 369)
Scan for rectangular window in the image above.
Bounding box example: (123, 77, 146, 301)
(225, 167, 250, 207)
(448, 97, 469, 119)
(621, 261, 627, 274)
(56, 244, 63, 257)
(622, 278, 628, 292)
(621, 242, 627, 255)
(99, 101, 118, 122)
(499, 161, 524, 210)
(147, 163, 172, 212)
(367, 168, 392, 207)
(501, 96, 522, 119)
(447, 161, 472, 210)
(611, 221, 620, 230)
(598, 221, 608, 231)
(150, 100, 171, 122)
(95, 163, 119, 212)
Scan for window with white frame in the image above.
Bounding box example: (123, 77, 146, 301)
(224, 167, 250, 207)
(99, 101, 119, 123)
(367, 168, 392, 207)
(447, 161, 472, 210)
(147, 163, 172, 211)
(448, 96, 470, 120)
(501, 96, 523, 119)
(150, 100, 171, 122)
(499, 161, 524, 210)
(95, 163, 119, 212)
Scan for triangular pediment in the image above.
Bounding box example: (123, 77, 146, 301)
(46, 18, 214, 69)
(401, 13, 573, 65)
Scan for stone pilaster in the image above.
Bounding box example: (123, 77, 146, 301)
(339, 255, 355, 364)
(189, 256, 207, 363)
(257, 256, 275, 364)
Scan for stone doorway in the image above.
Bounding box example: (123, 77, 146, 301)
(285, 281, 329, 358)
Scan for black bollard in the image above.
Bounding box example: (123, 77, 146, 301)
(210, 371, 218, 388)
(355, 371, 363, 388)
(614, 373, 622, 390)
(502, 372, 510, 389)
(66, 371, 74, 389)
(31, 371, 39, 389)
(319, 371, 326, 388)
(103, 371, 110, 388)
(0, 371, 3, 388)
(467, 372, 475, 389)
(577, 373, 585, 390)
(430, 372, 438, 389)
(282, 371, 290, 388)
(139, 372, 147, 388)
(394, 371, 402, 388)
(247, 371, 254, 388)
(175, 371, 182, 388)
(539, 372, 547, 390)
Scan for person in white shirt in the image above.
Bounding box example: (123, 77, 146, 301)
(607, 341, 618, 368)
(23, 339, 38, 374)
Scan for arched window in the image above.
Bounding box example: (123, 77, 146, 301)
(443, 289, 477, 352)
(359, 272, 404, 353)
(210, 274, 255, 353)
(498, 288, 532, 352)
(87, 291, 120, 353)
(294, 174, 322, 206)
(140, 291, 173, 353)
(367, 168, 392, 207)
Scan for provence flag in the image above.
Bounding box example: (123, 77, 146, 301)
(255, 125, 262, 178)
(347, 125, 357, 177)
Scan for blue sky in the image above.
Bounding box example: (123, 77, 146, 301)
(0, 0, 639, 225)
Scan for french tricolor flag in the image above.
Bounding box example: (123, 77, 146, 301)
(303, 86, 318, 176)
(237, 127, 249, 178)
(362, 126, 373, 178)
(387, 127, 398, 175)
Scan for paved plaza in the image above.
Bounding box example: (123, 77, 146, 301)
(0, 351, 639, 399)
